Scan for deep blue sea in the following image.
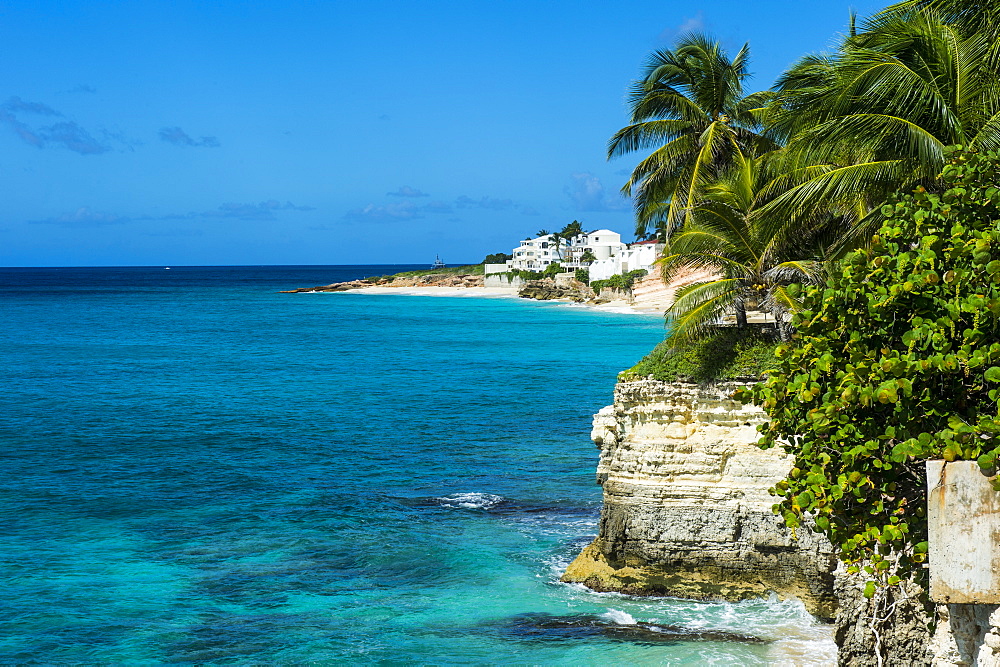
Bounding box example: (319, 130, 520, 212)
(0, 265, 833, 664)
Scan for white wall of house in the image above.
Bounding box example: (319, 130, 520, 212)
(510, 234, 562, 270)
(588, 257, 621, 282)
(560, 230, 626, 269)
(484, 262, 512, 275)
(483, 274, 524, 289)
(620, 242, 662, 274)
(588, 241, 663, 282)
(508, 230, 628, 271)
(490, 229, 661, 283)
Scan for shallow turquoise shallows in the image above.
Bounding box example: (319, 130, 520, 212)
(0, 266, 832, 664)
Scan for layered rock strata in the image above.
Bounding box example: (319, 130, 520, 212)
(561, 379, 839, 619)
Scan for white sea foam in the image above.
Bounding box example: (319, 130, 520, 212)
(505, 512, 598, 537)
(553, 580, 836, 662)
(435, 492, 504, 509)
(601, 608, 637, 625)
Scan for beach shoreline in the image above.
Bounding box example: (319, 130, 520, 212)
(327, 283, 668, 316)
(311, 269, 718, 317)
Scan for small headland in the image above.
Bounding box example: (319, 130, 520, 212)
(558, 327, 842, 622)
(279, 264, 486, 293)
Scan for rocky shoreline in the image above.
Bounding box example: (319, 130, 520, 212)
(560, 378, 840, 620)
(279, 272, 487, 293)
(280, 271, 628, 305)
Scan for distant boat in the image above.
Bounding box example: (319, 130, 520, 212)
(164, 267, 171, 270)
(431, 255, 446, 269)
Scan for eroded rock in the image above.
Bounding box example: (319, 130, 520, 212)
(561, 378, 839, 620)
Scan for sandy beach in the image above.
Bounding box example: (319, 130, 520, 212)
(340, 285, 521, 299)
(328, 271, 716, 317)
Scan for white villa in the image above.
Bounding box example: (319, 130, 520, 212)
(484, 228, 663, 283)
(587, 239, 663, 281)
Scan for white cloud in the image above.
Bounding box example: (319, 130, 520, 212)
(564, 173, 627, 212)
(658, 12, 705, 42)
(386, 186, 429, 198)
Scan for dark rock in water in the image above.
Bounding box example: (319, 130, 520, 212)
(278, 283, 358, 293)
(495, 613, 768, 645)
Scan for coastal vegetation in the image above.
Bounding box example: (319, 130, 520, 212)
(482, 252, 513, 264)
(739, 147, 1000, 591)
(622, 328, 777, 384)
(616, 2, 1000, 351)
(503, 262, 566, 282)
(660, 152, 829, 343)
(610, 0, 1000, 620)
(369, 264, 485, 280)
(589, 269, 647, 293)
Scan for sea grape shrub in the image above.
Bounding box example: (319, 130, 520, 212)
(737, 148, 1000, 589)
(591, 269, 648, 292)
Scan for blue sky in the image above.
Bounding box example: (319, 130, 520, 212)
(1, 0, 887, 267)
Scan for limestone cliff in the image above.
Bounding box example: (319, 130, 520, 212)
(561, 378, 839, 619)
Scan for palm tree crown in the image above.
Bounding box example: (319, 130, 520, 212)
(609, 34, 775, 239)
(760, 9, 1000, 240)
(662, 151, 831, 343)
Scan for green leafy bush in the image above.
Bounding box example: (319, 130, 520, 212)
(740, 148, 1000, 591)
(622, 328, 778, 383)
(543, 262, 563, 276)
(591, 269, 648, 292)
(482, 253, 512, 264)
(575, 268, 590, 283)
(505, 268, 545, 281)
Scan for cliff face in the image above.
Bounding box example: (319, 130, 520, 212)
(561, 379, 839, 620)
(834, 573, 933, 666)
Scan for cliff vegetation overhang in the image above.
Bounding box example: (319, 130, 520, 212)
(622, 326, 779, 385)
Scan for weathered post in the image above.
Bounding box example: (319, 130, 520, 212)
(926, 461, 1000, 664)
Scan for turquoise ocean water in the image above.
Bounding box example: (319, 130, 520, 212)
(0, 265, 833, 664)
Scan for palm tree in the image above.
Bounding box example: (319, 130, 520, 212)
(549, 232, 565, 262)
(759, 9, 1000, 244)
(560, 220, 583, 238)
(608, 33, 777, 239)
(883, 0, 1000, 38)
(662, 151, 832, 343)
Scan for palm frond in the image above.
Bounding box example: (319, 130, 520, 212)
(665, 278, 745, 344)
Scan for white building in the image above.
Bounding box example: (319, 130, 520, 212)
(509, 234, 562, 270)
(588, 239, 664, 282)
(484, 228, 662, 283)
(560, 229, 625, 269)
(485, 229, 628, 273)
